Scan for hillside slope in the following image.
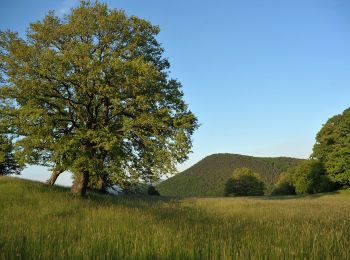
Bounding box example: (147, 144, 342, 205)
(157, 153, 302, 196)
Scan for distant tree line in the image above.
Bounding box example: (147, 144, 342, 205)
(224, 160, 333, 197)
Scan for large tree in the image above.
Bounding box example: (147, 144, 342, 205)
(312, 108, 350, 187)
(0, 1, 198, 196)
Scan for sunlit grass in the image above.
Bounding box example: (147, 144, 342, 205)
(1, 176, 349, 259)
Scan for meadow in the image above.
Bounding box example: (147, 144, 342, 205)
(1, 176, 349, 259)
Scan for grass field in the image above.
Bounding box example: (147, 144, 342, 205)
(1, 176, 350, 259)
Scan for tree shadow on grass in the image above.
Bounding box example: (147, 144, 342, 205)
(261, 190, 341, 200)
(15, 178, 198, 226)
(84, 192, 219, 230)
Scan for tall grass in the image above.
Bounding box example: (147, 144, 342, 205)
(1, 176, 349, 259)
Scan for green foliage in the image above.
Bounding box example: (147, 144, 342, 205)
(0, 135, 22, 175)
(87, 174, 107, 192)
(1, 176, 350, 259)
(273, 160, 333, 195)
(157, 154, 301, 197)
(225, 168, 265, 196)
(292, 160, 332, 194)
(312, 107, 350, 187)
(271, 172, 296, 195)
(147, 185, 160, 196)
(0, 1, 198, 195)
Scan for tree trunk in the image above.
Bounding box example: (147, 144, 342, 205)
(71, 170, 89, 196)
(98, 174, 108, 193)
(46, 169, 63, 186)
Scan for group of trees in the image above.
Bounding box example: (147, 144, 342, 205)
(271, 160, 332, 195)
(224, 160, 332, 197)
(0, 1, 198, 196)
(226, 156, 339, 197)
(227, 107, 350, 197)
(272, 108, 350, 195)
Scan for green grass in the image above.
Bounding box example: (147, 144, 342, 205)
(158, 153, 301, 196)
(1, 176, 350, 259)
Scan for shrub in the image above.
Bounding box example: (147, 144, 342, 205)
(225, 168, 265, 196)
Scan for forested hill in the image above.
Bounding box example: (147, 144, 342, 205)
(157, 154, 302, 197)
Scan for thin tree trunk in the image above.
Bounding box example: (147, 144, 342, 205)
(46, 169, 63, 186)
(71, 170, 89, 196)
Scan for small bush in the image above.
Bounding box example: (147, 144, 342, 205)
(225, 168, 265, 196)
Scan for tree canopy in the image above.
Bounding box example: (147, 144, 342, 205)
(225, 167, 265, 196)
(271, 172, 296, 196)
(312, 107, 350, 187)
(271, 159, 332, 195)
(288, 160, 331, 195)
(0, 1, 198, 195)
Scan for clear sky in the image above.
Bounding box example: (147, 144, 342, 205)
(1, 0, 350, 186)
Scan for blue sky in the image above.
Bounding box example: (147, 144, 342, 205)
(1, 0, 350, 186)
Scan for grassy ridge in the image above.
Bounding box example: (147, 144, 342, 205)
(1, 176, 350, 259)
(157, 153, 302, 196)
